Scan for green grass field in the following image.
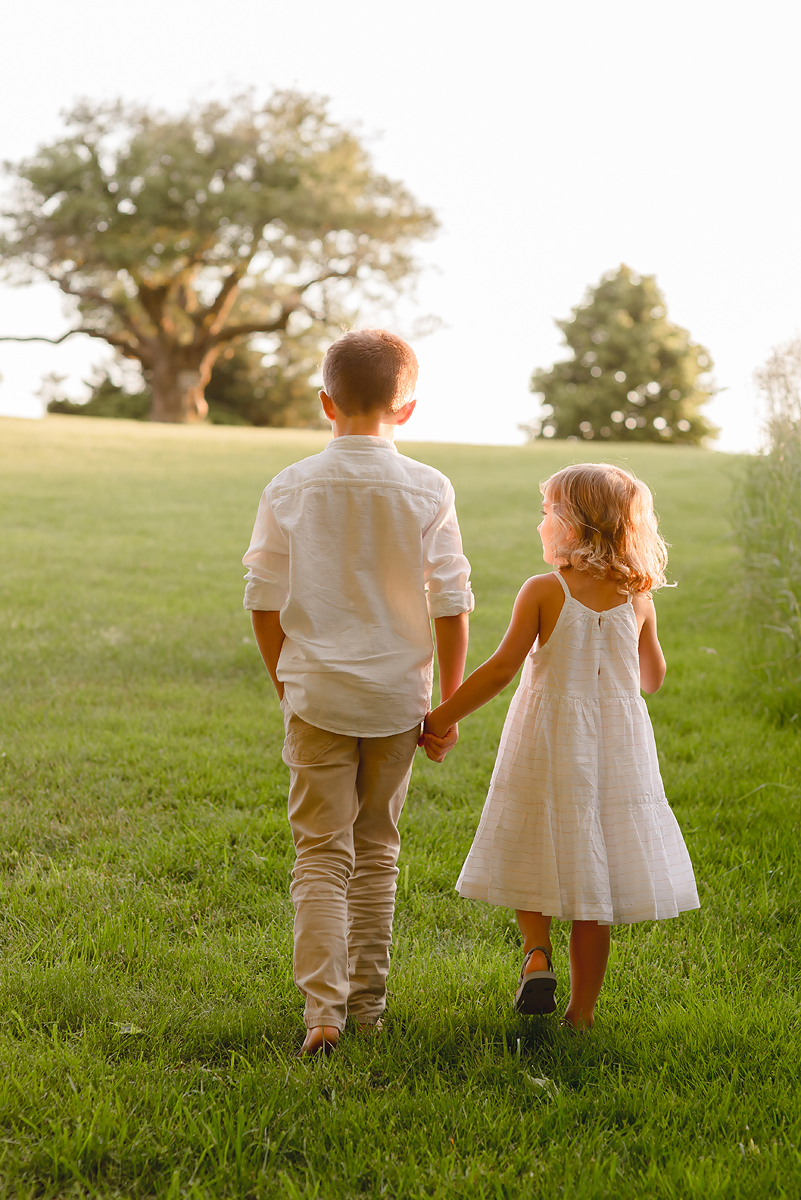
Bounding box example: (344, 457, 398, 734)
(1, 415, 799, 1199)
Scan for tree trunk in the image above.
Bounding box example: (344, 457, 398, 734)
(149, 349, 219, 423)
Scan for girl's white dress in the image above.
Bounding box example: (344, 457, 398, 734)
(457, 572, 700, 924)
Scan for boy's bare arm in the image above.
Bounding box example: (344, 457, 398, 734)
(423, 614, 469, 761)
(434, 612, 470, 702)
(251, 610, 286, 699)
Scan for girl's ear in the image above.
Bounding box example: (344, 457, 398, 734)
(551, 518, 576, 566)
(553, 514, 575, 546)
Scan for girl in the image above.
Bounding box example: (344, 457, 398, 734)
(424, 463, 699, 1030)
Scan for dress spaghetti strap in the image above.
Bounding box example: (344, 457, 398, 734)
(554, 568, 632, 608)
(553, 570, 571, 596)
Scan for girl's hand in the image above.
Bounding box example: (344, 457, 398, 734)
(424, 708, 452, 740)
(420, 711, 458, 762)
(421, 727, 458, 762)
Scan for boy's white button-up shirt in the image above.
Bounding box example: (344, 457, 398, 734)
(242, 435, 474, 737)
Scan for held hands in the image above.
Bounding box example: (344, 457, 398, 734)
(418, 710, 459, 763)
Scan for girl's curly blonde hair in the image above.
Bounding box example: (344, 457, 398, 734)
(542, 463, 668, 593)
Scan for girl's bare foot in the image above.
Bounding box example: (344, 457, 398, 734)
(298, 1025, 339, 1057)
(563, 920, 609, 1031)
(561, 1009, 594, 1032)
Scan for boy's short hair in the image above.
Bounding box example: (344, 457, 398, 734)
(322, 329, 418, 416)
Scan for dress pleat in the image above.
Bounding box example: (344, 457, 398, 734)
(456, 573, 700, 925)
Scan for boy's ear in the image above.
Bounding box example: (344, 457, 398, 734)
(393, 398, 417, 427)
(319, 390, 337, 422)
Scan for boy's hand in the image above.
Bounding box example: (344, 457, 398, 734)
(419, 713, 458, 762)
(422, 729, 458, 762)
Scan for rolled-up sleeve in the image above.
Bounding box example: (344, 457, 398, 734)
(422, 480, 475, 618)
(242, 486, 289, 611)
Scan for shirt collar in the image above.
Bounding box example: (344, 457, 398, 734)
(323, 435, 399, 454)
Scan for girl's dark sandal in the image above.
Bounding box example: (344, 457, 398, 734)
(514, 946, 558, 1015)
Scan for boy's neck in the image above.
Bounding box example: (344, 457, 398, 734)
(330, 412, 397, 440)
(319, 391, 417, 441)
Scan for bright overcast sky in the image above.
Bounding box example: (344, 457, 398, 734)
(1, 0, 799, 450)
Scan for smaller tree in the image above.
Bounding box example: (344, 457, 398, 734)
(525, 265, 717, 444)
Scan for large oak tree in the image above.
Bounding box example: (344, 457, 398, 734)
(0, 92, 435, 422)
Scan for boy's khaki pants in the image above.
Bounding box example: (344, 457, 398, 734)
(282, 701, 420, 1031)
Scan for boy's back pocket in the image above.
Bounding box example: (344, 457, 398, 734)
(282, 711, 339, 765)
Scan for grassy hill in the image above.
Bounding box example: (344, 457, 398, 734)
(0, 415, 798, 1198)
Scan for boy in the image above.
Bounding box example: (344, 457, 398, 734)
(243, 329, 473, 1056)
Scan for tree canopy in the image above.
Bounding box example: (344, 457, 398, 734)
(525, 266, 717, 445)
(1, 92, 435, 422)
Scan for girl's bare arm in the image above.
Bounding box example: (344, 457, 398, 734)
(425, 576, 545, 739)
(634, 594, 666, 693)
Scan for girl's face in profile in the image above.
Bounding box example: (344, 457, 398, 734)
(538, 494, 556, 564)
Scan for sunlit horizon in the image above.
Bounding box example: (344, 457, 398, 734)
(2, 0, 799, 455)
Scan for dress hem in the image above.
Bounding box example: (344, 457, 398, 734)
(455, 883, 701, 926)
